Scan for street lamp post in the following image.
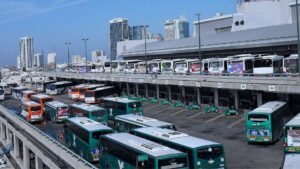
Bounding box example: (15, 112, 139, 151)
(65, 42, 71, 70)
(296, 0, 300, 74)
(82, 38, 89, 72)
(195, 13, 202, 74)
(143, 25, 149, 74)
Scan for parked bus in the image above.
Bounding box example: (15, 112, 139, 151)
(283, 54, 298, 74)
(131, 127, 226, 169)
(0, 89, 4, 101)
(36, 80, 56, 92)
(0, 83, 10, 95)
(103, 62, 111, 73)
(227, 54, 255, 74)
(21, 90, 37, 102)
(246, 101, 290, 143)
(7, 83, 18, 95)
(253, 55, 283, 75)
(282, 153, 300, 169)
(161, 59, 184, 74)
(70, 84, 105, 100)
(30, 94, 53, 113)
(100, 133, 189, 169)
(109, 114, 177, 132)
(12, 86, 28, 100)
(111, 60, 126, 73)
(69, 103, 108, 124)
(148, 59, 162, 74)
(84, 86, 117, 104)
(21, 101, 43, 122)
(45, 101, 69, 123)
(124, 60, 142, 73)
(284, 113, 300, 153)
(46, 81, 73, 95)
(64, 117, 113, 162)
(174, 59, 201, 75)
(136, 61, 147, 74)
(100, 97, 143, 119)
(207, 58, 229, 74)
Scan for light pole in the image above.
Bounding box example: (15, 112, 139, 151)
(195, 13, 202, 74)
(82, 38, 89, 72)
(296, 0, 300, 74)
(65, 42, 71, 71)
(143, 25, 149, 74)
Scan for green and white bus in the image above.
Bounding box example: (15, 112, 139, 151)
(45, 101, 69, 123)
(64, 117, 113, 162)
(100, 133, 189, 169)
(284, 113, 300, 153)
(246, 101, 290, 143)
(100, 97, 143, 119)
(109, 114, 177, 132)
(131, 127, 226, 169)
(69, 103, 108, 124)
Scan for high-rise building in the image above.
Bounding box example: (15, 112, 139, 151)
(72, 55, 86, 65)
(19, 37, 34, 70)
(17, 56, 21, 69)
(47, 53, 57, 65)
(129, 25, 148, 40)
(34, 53, 44, 68)
(164, 16, 189, 40)
(92, 50, 105, 63)
(109, 18, 129, 60)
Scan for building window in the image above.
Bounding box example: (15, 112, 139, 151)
(215, 26, 232, 33)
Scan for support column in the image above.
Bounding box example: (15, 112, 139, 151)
(1, 123, 5, 141)
(234, 90, 239, 109)
(167, 86, 171, 101)
(145, 84, 148, 98)
(6, 128, 11, 145)
(126, 82, 129, 96)
(156, 85, 160, 99)
(197, 88, 201, 105)
(35, 156, 43, 169)
(257, 92, 263, 106)
(135, 84, 139, 97)
(14, 135, 20, 158)
(181, 87, 186, 103)
(214, 89, 219, 106)
(23, 145, 30, 169)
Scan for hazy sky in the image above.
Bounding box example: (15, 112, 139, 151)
(0, 0, 236, 66)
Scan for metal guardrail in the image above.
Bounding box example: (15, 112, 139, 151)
(0, 105, 97, 169)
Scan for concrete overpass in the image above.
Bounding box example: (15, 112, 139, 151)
(0, 105, 97, 169)
(42, 72, 300, 111)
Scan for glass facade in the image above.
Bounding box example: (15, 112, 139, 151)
(109, 19, 129, 60)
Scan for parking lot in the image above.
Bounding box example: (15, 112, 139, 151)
(1, 94, 284, 169)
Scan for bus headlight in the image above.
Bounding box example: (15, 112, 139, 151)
(221, 157, 224, 162)
(197, 161, 201, 166)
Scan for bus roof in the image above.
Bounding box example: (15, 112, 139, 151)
(21, 90, 36, 94)
(13, 86, 27, 90)
(68, 117, 112, 132)
(249, 101, 286, 114)
(103, 133, 184, 157)
(45, 101, 68, 108)
(31, 94, 52, 99)
(286, 113, 300, 127)
(70, 103, 105, 112)
(92, 86, 114, 92)
(22, 101, 40, 107)
(283, 154, 300, 169)
(284, 54, 298, 60)
(133, 127, 220, 149)
(115, 114, 174, 128)
(102, 97, 138, 103)
(260, 55, 284, 61)
(51, 81, 72, 85)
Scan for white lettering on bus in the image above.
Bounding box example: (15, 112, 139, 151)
(118, 160, 124, 169)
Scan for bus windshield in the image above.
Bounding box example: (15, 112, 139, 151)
(92, 130, 111, 139)
(197, 146, 223, 160)
(111, 62, 118, 68)
(126, 63, 135, 69)
(85, 92, 94, 97)
(31, 106, 41, 111)
(254, 59, 272, 68)
(128, 102, 142, 109)
(162, 62, 172, 69)
(0, 90, 4, 95)
(248, 114, 269, 122)
(42, 98, 53, 104)
(158, 157, 188, 168)
(209, 61, 222, 68)
(175, 63, 187, 69)
(287, 127, 300, 146)
(92, 110, 106, 117)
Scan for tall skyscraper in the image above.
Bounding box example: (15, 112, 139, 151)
(34, 53, 44, 68)
(92, 50, 105, 63)
(164, 16, 189, 40)
(17, 56, 21, 69)
(109, 18, 129, 60)
(47, 53, 57, 65)
(19, 37, 34, 71)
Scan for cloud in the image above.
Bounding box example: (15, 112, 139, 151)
(0, 0, 89, 24)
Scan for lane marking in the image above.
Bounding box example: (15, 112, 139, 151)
(205, 114, 225, 123)
(144, 104, 160, 110)
(227, 117, 246, 128)
(188, 112, 204, 119)
(172, 109, 186, 117)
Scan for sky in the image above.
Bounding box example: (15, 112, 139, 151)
(0, 0, 236, 67)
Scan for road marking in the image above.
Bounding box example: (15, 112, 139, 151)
(227, 117, 246, 128)
(172, 109, 186, 117)
(144, 104, 160, 110)
(150, 109, 168, 116)
(188, 112, 204, 119)
(205, 114, 225, 123)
